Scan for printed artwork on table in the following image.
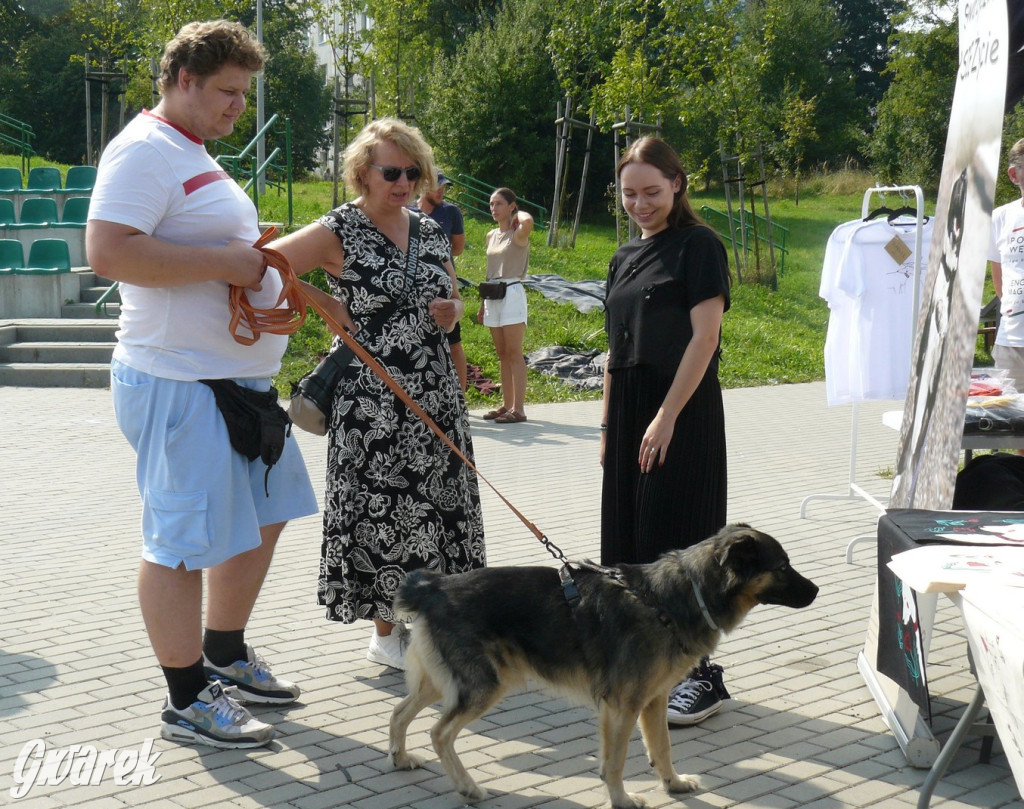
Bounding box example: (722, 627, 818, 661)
(896, 577, 929, 717)
(877, 554, 931, 717)
(885, 509, 1024, 545)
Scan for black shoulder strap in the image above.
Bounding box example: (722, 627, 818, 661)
(403, 210, 422, 295)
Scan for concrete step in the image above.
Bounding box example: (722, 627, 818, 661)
(0, 361, 110, 388)
(0, 320, 116, 388)
(78, 284, 120, 304)
(0, 341, 116, 364)
(1, 321, 117, 342)
(62, 300, 120, 318)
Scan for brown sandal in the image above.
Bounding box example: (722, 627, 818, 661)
(482, 406, 508, 420)
(494, 410, 527, 423)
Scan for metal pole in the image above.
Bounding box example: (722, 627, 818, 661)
(548, 98, 564, 247)
(256, 0, 266, 194)
(570, 109, 596, 248)
(85, 53, 92, 165)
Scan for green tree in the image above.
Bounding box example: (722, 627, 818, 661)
(867, 0, 956, 186)
(420, 0, 559, 203)
(0, 10, 89, 162)
(830, 0, 908, 132)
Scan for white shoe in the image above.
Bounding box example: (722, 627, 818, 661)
(366, 625, 409, 670)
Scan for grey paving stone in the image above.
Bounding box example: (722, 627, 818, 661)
(1, 383, 1022, 807)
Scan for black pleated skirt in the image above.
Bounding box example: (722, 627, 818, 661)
(601, 365, 727, 565)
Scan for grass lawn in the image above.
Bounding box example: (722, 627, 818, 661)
(261, 172, 929, 407)
(2, 154, 993, 407)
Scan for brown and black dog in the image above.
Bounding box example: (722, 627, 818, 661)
(388, 523, 819, 808)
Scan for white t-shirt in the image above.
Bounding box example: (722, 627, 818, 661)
(820, 217, 932, 404)
(90, 111, 288, 380)
(988, 198, 1024, 346)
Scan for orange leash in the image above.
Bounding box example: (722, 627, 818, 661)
(228, 228, 570, 562)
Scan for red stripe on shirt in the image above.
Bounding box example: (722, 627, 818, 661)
(141, 109, 203, 144)
(183, 170, 232, 196)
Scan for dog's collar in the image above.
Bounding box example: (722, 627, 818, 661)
(690, 577, 720, 631)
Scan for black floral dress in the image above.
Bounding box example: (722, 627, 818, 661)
(316, 203, 485, 623)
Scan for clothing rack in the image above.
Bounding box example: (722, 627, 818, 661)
(801, 185, 926, 557)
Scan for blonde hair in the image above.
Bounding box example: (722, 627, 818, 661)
(1009, 138, 1024, 169)
(342, 118, 437, 198)
(158, 20, 265, 93)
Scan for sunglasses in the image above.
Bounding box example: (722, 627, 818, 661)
(370, 164, 422, 182)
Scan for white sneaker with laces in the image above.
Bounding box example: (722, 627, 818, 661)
(366, 625, 409, 670)
(204, 644, 300, 704)
(160, 681, 274, 748)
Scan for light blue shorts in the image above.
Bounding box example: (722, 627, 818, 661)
(111, 359, 319, 571)
(482, 282, 528, 328)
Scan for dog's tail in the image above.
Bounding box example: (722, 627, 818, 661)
(392, 568, 445, 622)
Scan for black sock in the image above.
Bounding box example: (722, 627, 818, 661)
(163, 659, 210, 710)
(203, 628, 246, 668)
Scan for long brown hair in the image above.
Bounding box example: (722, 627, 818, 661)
(617, 137, 701, 230)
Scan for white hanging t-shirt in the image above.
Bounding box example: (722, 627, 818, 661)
(820, 216, 933, 404)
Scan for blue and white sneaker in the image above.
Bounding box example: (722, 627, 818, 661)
(160, 681, 273, 749)
(204, 644, 300, 704)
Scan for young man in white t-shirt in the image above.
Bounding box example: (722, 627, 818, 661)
(989, 137, 1024, 386)
(86, 20, 318, 749)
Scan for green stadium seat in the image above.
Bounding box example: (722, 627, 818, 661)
(0, 167, 22, 191)
(0, 198, 15, 226)
(61, 196, 90, 223)
(24, 238, 71, 272)
(64, 165, 97, 192)
(0, 239, 25, 269)
(26, 166, 62, 191)
(16, 197, 58, 225)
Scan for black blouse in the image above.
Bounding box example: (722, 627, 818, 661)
(605, 224, 730, 376)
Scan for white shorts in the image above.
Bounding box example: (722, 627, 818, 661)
(482, 282, 528, 328)
(111, 359, 319, 571)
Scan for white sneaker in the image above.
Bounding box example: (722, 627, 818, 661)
(160, 681, 274, 748)
(366, 625, 409, 670)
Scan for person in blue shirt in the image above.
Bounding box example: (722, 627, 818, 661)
(412, 172, 468, 390)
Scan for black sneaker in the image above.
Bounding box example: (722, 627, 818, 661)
(666, 662, 729, 727)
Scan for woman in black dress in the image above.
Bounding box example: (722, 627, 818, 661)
(601, 137, 731, 725)
(274, 118, 485, 672)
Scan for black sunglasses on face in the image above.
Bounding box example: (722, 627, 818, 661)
(370, 164, 422, 182)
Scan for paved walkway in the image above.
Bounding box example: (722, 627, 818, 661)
(0, 382, 1020, 808)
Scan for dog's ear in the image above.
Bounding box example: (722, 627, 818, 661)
(716, 527, 761, 575)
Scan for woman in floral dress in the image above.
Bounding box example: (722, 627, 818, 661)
(274, 118, 485, 670)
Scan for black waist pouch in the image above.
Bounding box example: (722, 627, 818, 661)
(199, 378, 291, 496)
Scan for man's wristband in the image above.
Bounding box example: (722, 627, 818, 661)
(600, 424, 608, 431)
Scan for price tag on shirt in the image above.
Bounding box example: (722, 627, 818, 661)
(885, 235, 912, 265)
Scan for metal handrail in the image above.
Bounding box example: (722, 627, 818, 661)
(94, 281, 120, 317)
(0, 112, 36, 174)
(700, 205, 789, 274)
(452, 172, 548, 227)
(214, 115, 293, 226)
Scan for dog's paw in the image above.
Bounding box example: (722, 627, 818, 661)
(389, 750, 425, 770)
(457, 784, 488, 802)
(611, 793, 647, 809)
(664, 773, 699, 794)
